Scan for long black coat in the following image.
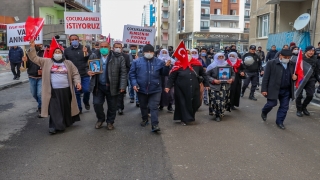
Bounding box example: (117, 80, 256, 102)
(261, 59, 296, 100)
(228, 61, 245, 107)
(166, 65, 209, 122)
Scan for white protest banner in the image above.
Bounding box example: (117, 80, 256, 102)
(7, 23, 43, 46)
(64, 12, 102, 34)
(122, 25, 155, 45)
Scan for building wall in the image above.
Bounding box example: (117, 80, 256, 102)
(185, 0, 195, 32)
(210, 1, 222, 13)
(168, 0, 179, 47)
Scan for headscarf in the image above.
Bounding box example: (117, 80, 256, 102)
(228, 52, 238, 65)
(190, 49, 199, 59)
(206, 52, 227, 72)
(158, 49, 175, 64)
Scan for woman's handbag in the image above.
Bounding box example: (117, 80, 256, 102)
(191, 68, 204, 83)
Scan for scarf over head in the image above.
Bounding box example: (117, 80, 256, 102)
(226, 52, 241, 73)
(51, 48, 66, 63)
(206, 52, 227, 72)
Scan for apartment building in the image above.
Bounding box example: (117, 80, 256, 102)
(153, 0, 250, 51)
(141, 1, 156, 27)
(249, 0, 320, 51)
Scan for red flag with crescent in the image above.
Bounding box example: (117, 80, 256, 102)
(172, 41, 189, 69)
(24, 16, 44, 41)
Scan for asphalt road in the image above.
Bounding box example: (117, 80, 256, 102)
(1, 83, 320, 180)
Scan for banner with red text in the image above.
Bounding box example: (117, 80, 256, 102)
(7, 23, 43, 46)
(64, 12, 102, 34)
(122, 25, 155, 45)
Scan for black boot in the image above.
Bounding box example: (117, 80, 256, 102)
(302, 107, 310, 116)
(249, 93, 257, 101)
(296, 107, 303, 117)
(240, 90, 245, 97)
(140, 119, 149, 127)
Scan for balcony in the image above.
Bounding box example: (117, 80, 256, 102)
(245, 3, 250, 9)
(162, 16, 169, 22)
(244, 15, 250, 21)
(162, 3, 169, 11)
(43, 24, 65, 39)
(201, 14, 210, 20)
(201, 26, 210, 30)
(210, 15, 239, 21)
(244, 28, 250, 33)
(201, 1, 210, 6)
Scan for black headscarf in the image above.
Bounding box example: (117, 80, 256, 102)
(51, 48, 66, 63)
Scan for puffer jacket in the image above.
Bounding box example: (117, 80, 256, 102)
(8, 47, 23, 63)
(129, 56, 170, 94)
(89, 51, 127, 96)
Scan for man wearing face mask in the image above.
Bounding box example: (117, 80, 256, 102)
(199, 48, 211, 105)
(295, 46, 320, 117)
(22, 44, 44, 118)
(64, 34, 91, 114)
(241, 45, 264, 101)
(230, 45, 242, 59)
(88, 42, 127, 130)
(115, 43, 131, 115)
(261, 49, 297, 129)
(129, 44, 171, 132)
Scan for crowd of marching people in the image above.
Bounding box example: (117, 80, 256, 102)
(20, 36, 320, 134)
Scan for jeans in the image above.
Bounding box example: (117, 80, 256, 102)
(262, 89, 290, 125)
(93, 84, 119, 124)
(137, 92, 161, 126)
(128, 79, 139, 102)
(203, 89, 208, 102)
(10, 62, 21, 77)
(75, 76, 90, 111)
(29, 78, 42, 109)
(242, 72, 259, 95)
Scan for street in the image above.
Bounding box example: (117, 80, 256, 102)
(1, 83, 320, 180)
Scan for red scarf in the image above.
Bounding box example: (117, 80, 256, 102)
(170, 58, 202, 73)
(227, 59, 241, 73)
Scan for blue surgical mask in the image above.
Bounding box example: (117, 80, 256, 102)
(201, 53, 207, 57)
(100, 48, 109, 55)
(71, 40, 79, 47)
(131, 50, 136, 54)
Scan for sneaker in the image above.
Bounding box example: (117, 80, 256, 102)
(140, 119, 149, 127)
(151, 125, 161, 132)
(159, 106, 164, 110)
(84, 103, 90, 110)
(13, 76, 17, 80)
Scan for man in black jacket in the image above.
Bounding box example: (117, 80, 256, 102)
(116, 44, 131, 115)
(296, 46, 320, 117)
(22, 44, 44, 118)
(261, 49, 297, 129)
(256, 46, 265, 63)
(88, 42, 127, 130)
(64, 34, 90, 114)
(265, 45, 278, 62)
(241, 45, 264, 100)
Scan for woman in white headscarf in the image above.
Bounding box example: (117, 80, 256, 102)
(206, 53, 235, 122)
(226, 52, 246, 110)
(158, 49, 175, 112)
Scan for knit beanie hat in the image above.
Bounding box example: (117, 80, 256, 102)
(143, 44, 155, 52)
(305, 46, 315, 52)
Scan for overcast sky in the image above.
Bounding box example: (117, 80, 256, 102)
(101, 0, 148, 40)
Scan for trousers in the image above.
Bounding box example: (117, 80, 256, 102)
(262, 89, 290, 124)
(137, 92, 161, 126)
(29, 77, 42, 109)
(75, 76, 90, 110)
(242, 72, 259, 94)
(10, 62, 21, 77)
(296, 80, 316, 110)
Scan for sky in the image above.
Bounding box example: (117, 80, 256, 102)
(101, 0, 149, 40)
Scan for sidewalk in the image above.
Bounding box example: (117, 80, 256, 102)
(0, 71, 29, 90)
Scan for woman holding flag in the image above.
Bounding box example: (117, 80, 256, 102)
(165, 42, 209, 125)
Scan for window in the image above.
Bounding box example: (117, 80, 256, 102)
(201, 8, 209, 14)
(230, 10, 236, 15)
(245, 10, 250, 16)
(45, 14, 54, 24)
(229, 22, 237, 28)
(245, 23, 250, 28)
(213, 21, 221, 27)
(230, 0, 237, 3)
(201, 21, 209, 27)
(214, 9, 221, 15)
(215, 0, 221, 2)
(258, 14, 269, 37)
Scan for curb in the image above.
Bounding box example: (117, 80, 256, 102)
(0, 79, 29, 91)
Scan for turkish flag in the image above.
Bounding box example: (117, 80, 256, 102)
(44, 37, 63, 58)
(24, 16, 44, 41)
(295, 49, 304, 88)
(173, 41, 189, 69)
(107, 33, 111, 43)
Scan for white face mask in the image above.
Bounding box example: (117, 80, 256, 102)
(144, 53, 154, 59)
(114, 48, 121, 53)
(293, 50, 299, 54)
(53, 54, 63, 61)
(280, 58, 290, 64)
(229, 57, 237, 62)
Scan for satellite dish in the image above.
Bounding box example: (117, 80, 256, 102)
(294, 13, 310, 30)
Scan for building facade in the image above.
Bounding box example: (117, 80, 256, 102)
(249, 0, 320, 52)
(154, 0, 250, 51)
(141, 1, 156, 27)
